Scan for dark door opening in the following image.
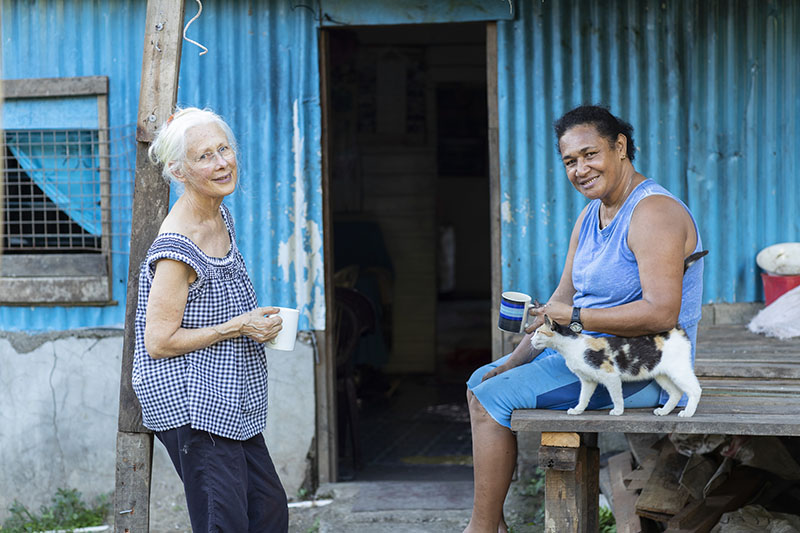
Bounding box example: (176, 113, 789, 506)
(325, 23, 491, 482)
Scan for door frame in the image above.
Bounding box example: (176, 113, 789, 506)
(316, 21, 502, 485)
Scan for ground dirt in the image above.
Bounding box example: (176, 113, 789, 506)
(146, 459, 546, 533)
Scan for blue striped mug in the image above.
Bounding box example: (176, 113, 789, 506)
(498, 291, 532, 333)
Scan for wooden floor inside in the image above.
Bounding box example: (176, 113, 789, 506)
(512, 324, 800, 436)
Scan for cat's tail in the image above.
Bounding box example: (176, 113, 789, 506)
(684, 250, 709, 273)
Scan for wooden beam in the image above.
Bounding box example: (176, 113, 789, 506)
(114, 432, 155, 533)
(541, 433, 599, 533)
(635, 441, 691, 520)
(135, 2, 186, 143)
(486, 21, 505, 360)
(608, 451, 643, 533)
(317, 28, 337, 484)
(114, 1, 185, 532)
(542, 432, 581, 448)
(2, 76, 108, 98)
(117, 0, 185, 434)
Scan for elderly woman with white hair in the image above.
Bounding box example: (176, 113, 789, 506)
(132, 107, 289, 532)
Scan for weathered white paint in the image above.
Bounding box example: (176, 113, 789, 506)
(277, 99, 326, 330)
(501, 196, 514, 223)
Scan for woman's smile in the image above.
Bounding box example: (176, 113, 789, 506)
(579, 176, 600, 188)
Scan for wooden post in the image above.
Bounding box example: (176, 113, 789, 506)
(317, 29, 338, 484)
(539, 432, 599, 533)
(114, 1, 185, 531)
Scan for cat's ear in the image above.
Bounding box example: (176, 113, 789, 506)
(543, 314, 552, 327)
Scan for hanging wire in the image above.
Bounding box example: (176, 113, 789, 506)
(183, 0, 208, 56)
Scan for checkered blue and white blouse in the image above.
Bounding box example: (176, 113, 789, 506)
(132, 204, 268, 440)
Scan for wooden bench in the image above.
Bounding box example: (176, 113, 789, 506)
(510, 324, 800, 532)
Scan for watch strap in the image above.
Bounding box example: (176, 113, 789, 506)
(571, 306, 582, 324)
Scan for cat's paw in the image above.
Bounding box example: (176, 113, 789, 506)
(609, 407, 624, 416)
(567, 407, 584, 415)
(654, 407, 671, 416)
(677, 409, 695, 418)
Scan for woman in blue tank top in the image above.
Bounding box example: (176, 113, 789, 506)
(463, 106, 704, 533)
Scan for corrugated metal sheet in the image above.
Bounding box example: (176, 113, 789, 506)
(175, 0, 324, 330)
(1, 0, 324, 330)
(496, 0, 800, 304)
(319, 0, 514, 26)
(3, 0, 799, 333)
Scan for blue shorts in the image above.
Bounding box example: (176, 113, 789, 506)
(466, 348, 663, 428)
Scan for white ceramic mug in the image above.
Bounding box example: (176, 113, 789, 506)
(267, 307, 300, 351)
(497, 291, 532, 334)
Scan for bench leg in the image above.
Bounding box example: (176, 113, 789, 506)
(539, 432, 599, 533)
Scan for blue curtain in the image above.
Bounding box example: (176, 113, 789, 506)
(6, 130, 101, 235)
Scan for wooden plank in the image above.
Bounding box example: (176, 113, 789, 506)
(608, 452, 642, 533)
(543, 442, 599, 533)
(510, 408, 800, 436)
(625, 434, 661, 466)
(665, 468, 764, 533)
(579, 444, 600, 533)
(318, 29, 336, 485)
(486, 21, 503, 361)
(0, 254, 107, 277)
(115, 2, 185, 532)
(2, 75, 108, 98)
(695, 362, 800, 379)
(97, 92, 113, 300)
(678, 454, 718, 500)
(542, 432, 580, 448)
(117, 143, 170, 433)
(0, 276, 110, 304)
(135, 1, 186, 143)
(699, 378, 800, 393)
(539, 445, 579, 471)
(623, 459, 656, 492)
(117, 0, 185, 434)
(544, 451, 580, 532)
(635, 442, 690, 518)
(114, 431, 154, 533)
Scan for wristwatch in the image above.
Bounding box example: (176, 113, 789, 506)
(569, 307, 583, 333)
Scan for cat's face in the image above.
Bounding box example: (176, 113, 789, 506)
(531, 315, 576, 350)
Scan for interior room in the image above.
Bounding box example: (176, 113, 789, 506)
(325, 22, 492, 481)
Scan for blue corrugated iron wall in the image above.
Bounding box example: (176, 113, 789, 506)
(1, 0, 147, 330)
(497, 0, 800, 304)
(0, 0, 324, 330)
(176, 0, 324, 330)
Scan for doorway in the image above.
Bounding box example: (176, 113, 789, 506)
(323, 23, 493, 482)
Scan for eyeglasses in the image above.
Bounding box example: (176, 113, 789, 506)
(193, 145, 236, 167)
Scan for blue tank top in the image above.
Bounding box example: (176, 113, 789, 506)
(572, 179, 704, 333)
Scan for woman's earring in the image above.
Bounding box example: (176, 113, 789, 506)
(621, 154, 626, 160)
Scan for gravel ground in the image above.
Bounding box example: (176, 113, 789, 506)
(144, 432, 548, 533)
(146, 473, 545, 533)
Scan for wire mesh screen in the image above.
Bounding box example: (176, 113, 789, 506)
(2, 125, 135, 255)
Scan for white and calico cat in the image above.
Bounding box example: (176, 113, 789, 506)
(531, 316, 702, 417)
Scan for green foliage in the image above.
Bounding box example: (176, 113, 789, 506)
(599, 505, 617, 533)
(520, 468, 546, 498)
(1, 488, 109, 533)
(304, 517, 321, 533)
(515, 468, 546, 528)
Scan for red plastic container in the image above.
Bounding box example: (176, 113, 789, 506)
(761, 272, 800, 305)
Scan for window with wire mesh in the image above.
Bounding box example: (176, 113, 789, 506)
(2, 128, 106, 253)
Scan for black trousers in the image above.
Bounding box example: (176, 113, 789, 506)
(156, 425, 288, 533)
